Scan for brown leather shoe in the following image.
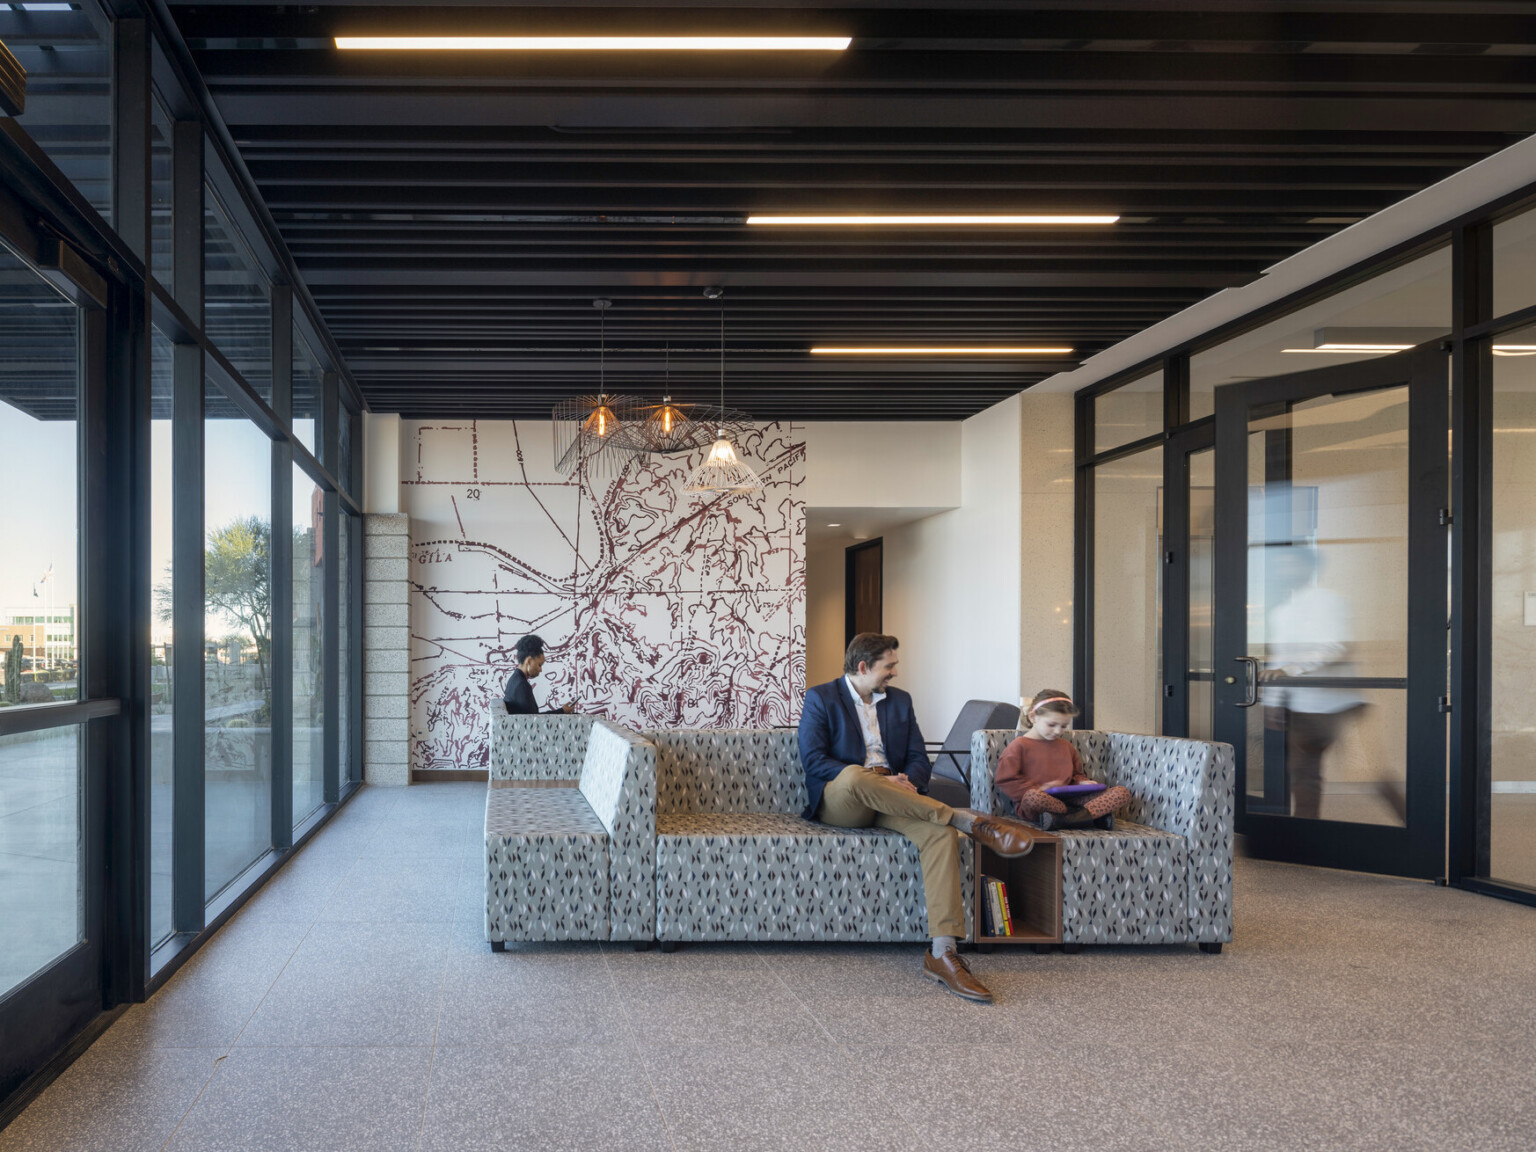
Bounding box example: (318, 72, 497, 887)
(970, 815, 1040, 858)
(923, 950, 994, 1004)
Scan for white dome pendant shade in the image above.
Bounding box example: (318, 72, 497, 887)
(684, 291, 763, 496)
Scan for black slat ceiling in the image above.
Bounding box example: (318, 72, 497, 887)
(164, 2, 1536, 419)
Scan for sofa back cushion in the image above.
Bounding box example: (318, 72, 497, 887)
(970, 727, 1229, 839)
(648, 729, 807, 815)
(489, 712, 597, 782)
(577, 720, 656, 835)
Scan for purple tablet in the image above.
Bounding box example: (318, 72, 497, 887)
(1045, 782, 1107, 797)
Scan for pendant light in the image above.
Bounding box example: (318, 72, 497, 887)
(684, 289, 763, 495)
(552, 298, 639, 477)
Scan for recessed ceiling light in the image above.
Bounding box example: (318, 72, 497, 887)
(334, 36, 851, 51)
(826, 523, 841, 527)
(1492, 345, 1536, 356)
(749, 215, 1118, 226)
(811, 346, 1074, 355)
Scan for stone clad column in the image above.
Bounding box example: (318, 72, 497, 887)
(364, 513, 410, 785)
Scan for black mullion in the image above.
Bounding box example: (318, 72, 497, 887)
(1073, 387, 1093, 728)
(170, 339, 204, 934)
(269, 287, 293, 848)
(1162, 430, 1191, 737)
(170, 122, 201, 327)
(1449, 222, 1493, 885)
(100, 274, 149, 1003)
(323, 492, 340, 803)
(322, 372, 340, 803)
(347, 511, 363, 787)
(1462, 299, 1536, 342)
(112, 18, 150, 261)
(1405, 346, 1453, 881)
(1083, 428, 1164, 469)
(1165, 352, 1190, 430)
(169, 116, 204, 935)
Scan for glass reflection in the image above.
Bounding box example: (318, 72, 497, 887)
(1246, 387, 1409, 825)
(1093, 445, 1163, 735)
(0, 726, 83, 998)
(204, 190, 272, 403)
(204, 379, 273, 899)
(150, 329, 175, 946)
(0, 1, 113, 222)
(0, 243, 80, 705)
(292, 464, 325, 824)
(1490, 324, 1536, 887)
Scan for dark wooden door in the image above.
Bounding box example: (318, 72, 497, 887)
(845, 539, 883, 644)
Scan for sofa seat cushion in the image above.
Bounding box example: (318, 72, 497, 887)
(1055, 821, 1189, 945)
(485, 787, 609, 942)
(655, 813, 949, 943)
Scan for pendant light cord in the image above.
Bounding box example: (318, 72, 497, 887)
(718, 302, 726, 428)
(599, 304, 606, 397)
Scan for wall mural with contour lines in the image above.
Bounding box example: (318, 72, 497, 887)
(401, 418, 806, 771)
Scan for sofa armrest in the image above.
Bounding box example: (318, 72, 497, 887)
(577, 721, 658, 940)
(488, 712, 598, 782)
(1099, 733, 1235, 944)
(968, 729, 1022, 815)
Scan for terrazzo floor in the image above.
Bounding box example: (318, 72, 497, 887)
(2, 781, 1534, 1152)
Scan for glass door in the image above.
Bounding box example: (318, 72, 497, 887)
(0, 238, 104, 1100)
(1213, 345, 1448, 878)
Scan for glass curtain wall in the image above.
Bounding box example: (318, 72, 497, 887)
(1490, 321, 1536, 889)
(292, 463, 325, 824)
(0, 1, 114, 222)
(0, 243, 83, 1000)
(150, 330, 176, 947)
(0, 0, 368, 1105)
(1091, 446, 1165, 735)
(203, 381, 274, 900)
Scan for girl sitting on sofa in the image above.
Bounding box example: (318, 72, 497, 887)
(995, 690, 1133, 831)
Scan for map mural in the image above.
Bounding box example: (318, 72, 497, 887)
(402, 419, 806, 771)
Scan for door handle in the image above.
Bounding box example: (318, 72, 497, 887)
(1234, 657, 1260, 707)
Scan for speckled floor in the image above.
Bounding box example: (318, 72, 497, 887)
(2, 782, 1533, 1152)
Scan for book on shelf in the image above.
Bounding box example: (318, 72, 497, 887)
(996, 878, 1015, 936)
(981, 874, 1002, 936)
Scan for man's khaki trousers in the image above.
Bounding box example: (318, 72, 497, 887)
(816, 765, 965, 939)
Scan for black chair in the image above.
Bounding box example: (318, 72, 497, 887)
(924, 699, 1020, 807)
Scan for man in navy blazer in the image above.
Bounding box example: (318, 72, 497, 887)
(798, 632, 1042, 1004)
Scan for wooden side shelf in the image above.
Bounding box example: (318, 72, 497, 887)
(974, 836, 1062, 944)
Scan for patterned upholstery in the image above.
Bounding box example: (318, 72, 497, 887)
(1055, 822, 1188, 944)
(651, 731, 974, 943)
(485, 788, 609, 942)
(579, 721, 658, 941)
(647, 729, 807, 815)
(488, 712, 598, 781)
(483, 717, 657, 944)
(969, 728, 1234, 946)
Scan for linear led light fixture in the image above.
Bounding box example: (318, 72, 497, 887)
(1284, 344, 1536, 356)
(334, 36, 851, 51)
(811, 346, 1074, 355)
(749, 215, 1119, 226)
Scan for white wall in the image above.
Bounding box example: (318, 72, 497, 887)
(803, 421, 960, 509)
(882, 394, 1027, 738)
(363, 411, 401, 514)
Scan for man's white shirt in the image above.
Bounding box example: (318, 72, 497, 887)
(843, 675, 890, 769)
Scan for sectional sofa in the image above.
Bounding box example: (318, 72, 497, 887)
(483, 713, 1233, 953)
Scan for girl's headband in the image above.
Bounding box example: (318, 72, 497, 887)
(1028, 696, 1074, 714)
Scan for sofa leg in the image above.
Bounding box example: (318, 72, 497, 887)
(1060, 943, 1082, 955)
(1199, 942, 1224, 955)
(660, 941, 678, 954)
(633, 940, 654, 952)
(490, 940, 506, 953)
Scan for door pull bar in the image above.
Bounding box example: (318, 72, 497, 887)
(1234, 657, 1260, 707)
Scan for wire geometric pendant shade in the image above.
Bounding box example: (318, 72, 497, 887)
(552, 392, 643, 477)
